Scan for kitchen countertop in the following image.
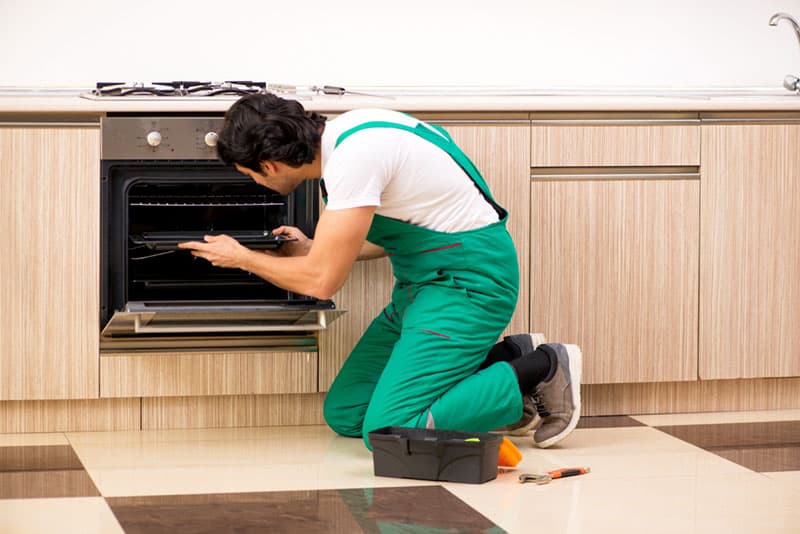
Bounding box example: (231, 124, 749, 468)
(3, 86, 800, 114)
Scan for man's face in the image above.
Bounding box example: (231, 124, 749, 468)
(235, 162, 301, 195)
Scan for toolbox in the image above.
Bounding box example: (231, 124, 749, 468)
(368, 426, 503, 484)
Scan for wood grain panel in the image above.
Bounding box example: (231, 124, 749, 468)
(531, 123, 700, 167)
(318, 258, 394, 392)
(583, 378, 800, 416)
(0, 126, 100, 400)
(0, 398, 139, 433)
(141, 393, 325, 429)
(700, 124, 800, 379)
(100, 351, 318, 398)
(531, 179, 699, 383)
(318, 123, 531, 391)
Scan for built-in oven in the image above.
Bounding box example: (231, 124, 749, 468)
(100, 115, 343, 352)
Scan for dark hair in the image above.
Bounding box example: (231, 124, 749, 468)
(216, 94, 327, 172)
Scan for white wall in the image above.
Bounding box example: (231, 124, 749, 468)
(1, 0, 800, 89)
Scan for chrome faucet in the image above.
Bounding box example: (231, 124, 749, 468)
(769, 12, 800, 92)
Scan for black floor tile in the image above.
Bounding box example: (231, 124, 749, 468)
(577, 415, 645, 429)
(655, 420, 800, 472)
(0, 445, 100, 499)
(107, 485, 503, 534)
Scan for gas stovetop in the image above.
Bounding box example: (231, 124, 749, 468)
(81, 81, 304, 100)
(80, 81, 390, 101)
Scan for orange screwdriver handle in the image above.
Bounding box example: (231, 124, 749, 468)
(547, 467, 590, 479)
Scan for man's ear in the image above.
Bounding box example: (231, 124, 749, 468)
(260, 161, 276, 176)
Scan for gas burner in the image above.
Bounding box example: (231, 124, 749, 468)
(94, 82, 180, 97)
(92, 81, 268, 98)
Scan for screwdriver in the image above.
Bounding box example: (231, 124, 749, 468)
(548, 467, 590, 479)
(519, 466, 590, 484)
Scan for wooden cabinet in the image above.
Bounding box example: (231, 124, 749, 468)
(100, 350, 318, 397)
(0, 124, 100, 400)
(531, 177, 700, 383)
(530, 117, 701, 384)
(700, 121, 800, 379)
(318, 120, 531, 391)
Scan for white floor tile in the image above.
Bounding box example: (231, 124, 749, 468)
(447, 471, 800, 534)
(0, 497, 123, 534)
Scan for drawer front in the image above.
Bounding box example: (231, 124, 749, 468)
(100, 350, 317, 397)
(532, 121, 700, 167)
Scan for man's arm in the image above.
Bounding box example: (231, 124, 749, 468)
(179, 206, 375, 300)
(358, 240, 387, 261)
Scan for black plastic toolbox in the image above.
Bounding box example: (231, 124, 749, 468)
(368, 426, 502, 484)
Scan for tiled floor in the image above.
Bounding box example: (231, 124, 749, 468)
(1, 410, 799, 533)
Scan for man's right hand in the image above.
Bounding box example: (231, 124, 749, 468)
(271, 226, 312, 257)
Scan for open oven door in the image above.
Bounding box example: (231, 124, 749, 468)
(100, 301, 346, 352)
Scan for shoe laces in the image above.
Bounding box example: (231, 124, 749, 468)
(532, 393, 551, 418)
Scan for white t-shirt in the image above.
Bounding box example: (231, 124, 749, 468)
(319, 109, 500, 233)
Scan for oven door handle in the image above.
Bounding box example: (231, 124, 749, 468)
(101, 306, 346, 337)
(131, 310, 331, 334)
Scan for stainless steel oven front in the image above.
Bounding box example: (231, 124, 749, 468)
(100, 116, 343, 352)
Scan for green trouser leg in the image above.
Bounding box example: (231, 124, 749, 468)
(323, 308, 400, 438)
(323, 283, 522, 449)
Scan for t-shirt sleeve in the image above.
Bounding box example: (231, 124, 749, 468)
(322, 134, 392, 211)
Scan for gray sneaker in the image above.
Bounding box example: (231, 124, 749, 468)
(531, 343, 582, 448)
(501, 394, 541, 436)
(498, 333, 547, 435)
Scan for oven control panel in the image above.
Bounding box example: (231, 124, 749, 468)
(102, 117, 225, 160)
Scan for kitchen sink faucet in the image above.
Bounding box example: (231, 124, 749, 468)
(769, 12, 800, 92)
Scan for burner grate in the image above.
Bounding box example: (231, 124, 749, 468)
(93, 81, 268, 97)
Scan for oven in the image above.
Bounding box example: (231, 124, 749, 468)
(100, 115, 343, 352)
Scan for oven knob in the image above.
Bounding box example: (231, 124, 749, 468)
(204, 131, 219, 147)
(146, 131, 162, 147)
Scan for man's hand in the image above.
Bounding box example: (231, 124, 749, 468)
(177, 234, 252, 269)
(177, 206, 375, 299)
(271, 226, 312, 257)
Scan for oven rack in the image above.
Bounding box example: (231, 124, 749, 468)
(129, 201, 285, 207)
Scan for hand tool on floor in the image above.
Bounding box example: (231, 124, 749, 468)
(519, 466, 590, 484)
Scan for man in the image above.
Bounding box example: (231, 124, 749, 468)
(179, 94, 582, 449)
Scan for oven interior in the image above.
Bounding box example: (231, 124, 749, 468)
(101, 161, 319, 328)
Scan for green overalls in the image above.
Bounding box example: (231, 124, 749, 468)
(321, 120, 523, 448)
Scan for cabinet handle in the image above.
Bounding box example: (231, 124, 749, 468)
(530, 119, 700, 125)
(531, 166, 700, 181)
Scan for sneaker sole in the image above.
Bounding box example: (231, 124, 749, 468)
(529, 333, 547, 348)
(535, 343, 582, 449)
(505, 411, 541, 436)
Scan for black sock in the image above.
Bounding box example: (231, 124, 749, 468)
(509, 346, 557, 394)
(478, 337, 524, 370)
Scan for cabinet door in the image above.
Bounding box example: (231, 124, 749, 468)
(0, 125, 100, 399)
(318, 122, 531, 391)
(700, 123, 800, 379)
(531, 176, 699, 384)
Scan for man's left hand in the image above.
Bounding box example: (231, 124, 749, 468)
(178, 234, 250, 269)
